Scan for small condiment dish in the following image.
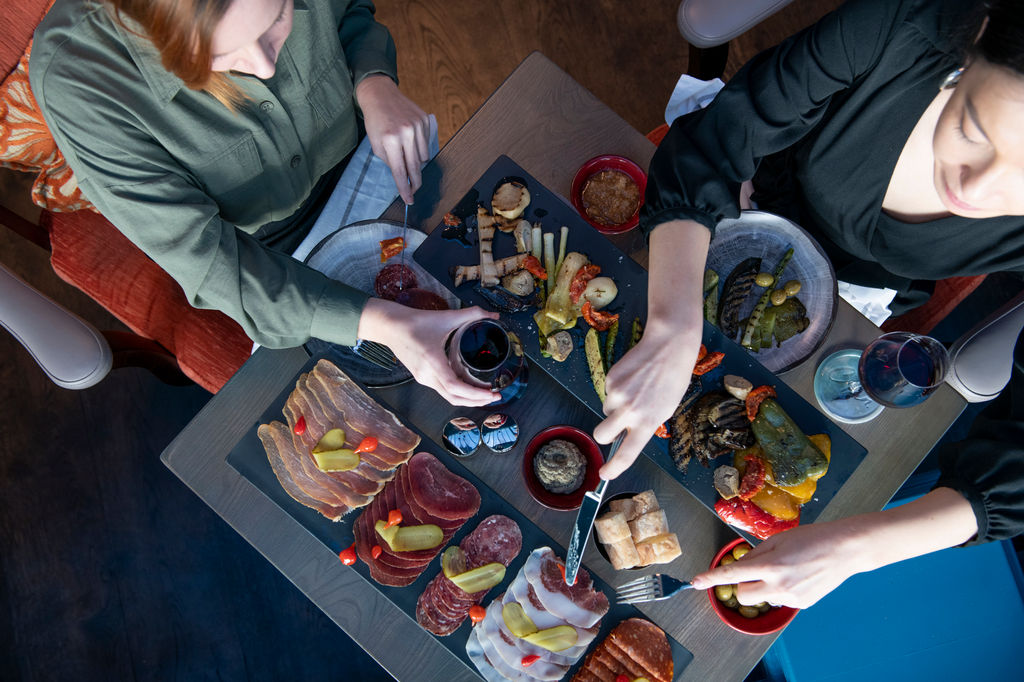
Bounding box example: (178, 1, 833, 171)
(521, 425, 603, 511)
(708, 538, 799, 635)
(570, 155, 647, 234)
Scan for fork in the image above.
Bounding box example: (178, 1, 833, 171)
(353, 339, 399, 370)
(615, 574, 695, 604)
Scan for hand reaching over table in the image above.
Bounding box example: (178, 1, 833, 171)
(358, 299, 500, 406)
(355, 75, 433, 204)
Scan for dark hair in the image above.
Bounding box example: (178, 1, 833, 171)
(971, 1, 1024, 74)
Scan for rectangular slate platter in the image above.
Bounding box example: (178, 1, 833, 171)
(413, 156, 869, 542)
(227, 353, 693, 681)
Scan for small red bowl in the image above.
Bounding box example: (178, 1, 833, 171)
(522, 425, 604, 511)
(570, 155, 647, 234)
(708, 538, 799, 636)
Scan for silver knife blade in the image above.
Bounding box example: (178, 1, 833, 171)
(564, 430, 625, 586)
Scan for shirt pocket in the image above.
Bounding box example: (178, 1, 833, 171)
(305, 54, 358, 177)
(191, 132, 269, 227)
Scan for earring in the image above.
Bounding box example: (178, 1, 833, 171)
(941, 66, 965, 89)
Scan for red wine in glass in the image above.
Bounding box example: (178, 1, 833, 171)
(858, 332, 948, 408)
(447, 319, 528, 405)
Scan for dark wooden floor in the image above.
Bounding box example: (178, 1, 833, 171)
(0, 2, 845, 681)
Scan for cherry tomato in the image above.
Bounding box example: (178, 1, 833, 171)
(469, 605, 486, 625)
(338, 543, 357, 566)
(385, 509, 403, 529)
(379, 237, 405, 263)
(293, 415, 306, 436)
(355, 436, 378, 454)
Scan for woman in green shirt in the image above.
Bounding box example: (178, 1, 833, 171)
(32, 0, 497, 406)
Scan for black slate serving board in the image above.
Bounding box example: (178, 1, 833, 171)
(227, 353, 693, 680)
(413, 156, 869, 543)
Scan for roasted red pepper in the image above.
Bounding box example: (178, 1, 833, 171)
(469, 605, 486, 625)
(385, 509, 403, 529)
(379, 237, 405, 263)
(523, 254, 548, 279)
(521, 655, 541, 667)
(654, 423, 670, 439)
(581, 301, 619, 331)
(714, 498, 799, 540)
(569, 264, 601, 304)
(338, 542, 358, 565)
(692, 349, 725, 375)
(371, 545, 383, 560)
(293, 415, 306, 436)
(355, 436, 378, 454)
(738, 454, 767, 500)
(442, 212, 461, 226)
(745, 385, 777, 421)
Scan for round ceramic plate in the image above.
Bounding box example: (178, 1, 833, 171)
(706, 211, 837, 373)
(303, 219, 460, 386)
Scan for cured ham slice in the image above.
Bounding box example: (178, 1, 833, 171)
(406, 452, 482, 520)
(571, 618, 673, 682)
(416, 516, 522, 636)
(466, 547, 608, 682)
(258, 360, 418, 521)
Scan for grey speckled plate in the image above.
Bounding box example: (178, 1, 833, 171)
(706, 211, 837, 373)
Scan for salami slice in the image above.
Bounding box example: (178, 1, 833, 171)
(374, 263, 418, 300)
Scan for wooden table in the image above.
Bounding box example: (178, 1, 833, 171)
(161, 52, 967, 681)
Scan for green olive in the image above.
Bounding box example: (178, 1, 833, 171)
(714, 584, 735, 602)
(731, 543, 751, 561)
(755, 273, 775, 288)
(738, 605, 761, 619)
(770, 290, 788, 306)
(758, 602, 773, 613)
(719, 555, 736, 566)
(783, 280, 802, 296)
(724, 596, 740, 609)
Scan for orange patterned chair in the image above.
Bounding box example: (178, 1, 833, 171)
(1, 0, 251, 392)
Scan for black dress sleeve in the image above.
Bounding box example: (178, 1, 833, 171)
(639, 0, 912, 238)
(934, 332, 1024, 544)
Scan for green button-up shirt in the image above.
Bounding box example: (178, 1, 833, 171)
(31, 0, 398, 347)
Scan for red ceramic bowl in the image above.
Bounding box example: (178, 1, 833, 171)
(522, 425, 604, 511)
(570, 155, 647, 234)
(708, 538, 799, 636)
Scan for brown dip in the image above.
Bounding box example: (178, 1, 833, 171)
(581, 169, 640, 226)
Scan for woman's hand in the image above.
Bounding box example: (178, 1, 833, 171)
(358, 298, 499, 406)
(355, 75, 432, 204)
(593, 323, 702, 479)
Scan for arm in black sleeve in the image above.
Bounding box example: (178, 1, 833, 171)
(640, 0, 911, 237)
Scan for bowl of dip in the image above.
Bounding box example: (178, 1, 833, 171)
(522, 425, 604, 511)
(570, 155, 647, 234)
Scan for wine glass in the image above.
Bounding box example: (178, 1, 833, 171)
(813, 332, 949, 423)
(446, 318, 528, 405)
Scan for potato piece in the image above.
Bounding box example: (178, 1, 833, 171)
(580, 276, 618, 310)
(631, 490, 660, 516)
(714, 465, 741, 500)
(501, 269, 535, 296)
(492, 182, 530, 220)
(723, 375, 753, 401)
(545, 331, 573, 362)
(628, 509, 669, 543)
(605, 537, 641, 570)
(594, 512, 631, 544)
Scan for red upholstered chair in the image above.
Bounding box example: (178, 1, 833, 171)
(1, 0, 252, 392)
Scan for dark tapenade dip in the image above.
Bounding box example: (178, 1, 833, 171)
(533, 439, 587, 494)
(581, 169, 640, 226)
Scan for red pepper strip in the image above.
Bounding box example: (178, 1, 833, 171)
(745, 385, 778, 421)
(714, 498, 799, 540)
(355, 436, 378, 454)
(379, 237, 405, 263)
(385, 509, 403, 529)
(581, 301, 619, 332)
(338, 543, 357, 565)
(569, 264, 601, 304)
(521, 655, 541, 667)
(469, 605, 486, 625)
(293, 415, 306, 436)
(696, 343, 708, 362)
(371, 545, 383, 560)
(738, 454, 767, 500)
(522, 254, 548, 279)
(443, 212, 461, 226)
(654, 423, 670, 439)
(692, 350, 725, 376)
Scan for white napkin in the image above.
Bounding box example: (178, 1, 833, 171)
(664, 74, 725, 123)
(837, 281, 896, 325)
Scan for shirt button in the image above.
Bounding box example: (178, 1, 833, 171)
(259, 100, 274, 113)
(290, 155, 302, 168)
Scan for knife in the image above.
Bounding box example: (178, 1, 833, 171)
(564, 430, 626, 586)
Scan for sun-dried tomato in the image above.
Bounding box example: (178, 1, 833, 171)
(581, 301, 619, 332)
(654, 423, 670, 439)
(738, 455, 767, 500)
(692, 350, 725, 375)
(746, 385, 777, 421)
(338, 543, 358, 565)
(696, 343, 708, 362)
(469, 605, 486, 625)
(442, 212, 461, 226)
(379, 237, 405, 263)
(293, 415, 306, 436)
(523, 254, 548, 280)
(569, 264, 601, 304)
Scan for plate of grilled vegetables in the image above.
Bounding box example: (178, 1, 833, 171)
(704, 211, 837, 373)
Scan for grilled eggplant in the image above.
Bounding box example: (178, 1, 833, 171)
(717, 257, 761, 339)
(670, 388, 753, 472)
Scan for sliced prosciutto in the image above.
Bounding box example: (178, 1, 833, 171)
(416, 515, 522, 636)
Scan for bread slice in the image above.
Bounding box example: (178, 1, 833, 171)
(628, 509, 669, 543)
(605, 537, 641, 570)
(631, 490, 660, 516)
(608, 497, 638, 521)
(594, 511, 631, 544)
(634, 533, 682, 566)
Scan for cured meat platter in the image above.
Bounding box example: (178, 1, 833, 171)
(414, 157, 869, 543)
(227, 353, 694, 680)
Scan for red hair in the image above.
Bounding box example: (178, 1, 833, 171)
(109, 0, 245, 107)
